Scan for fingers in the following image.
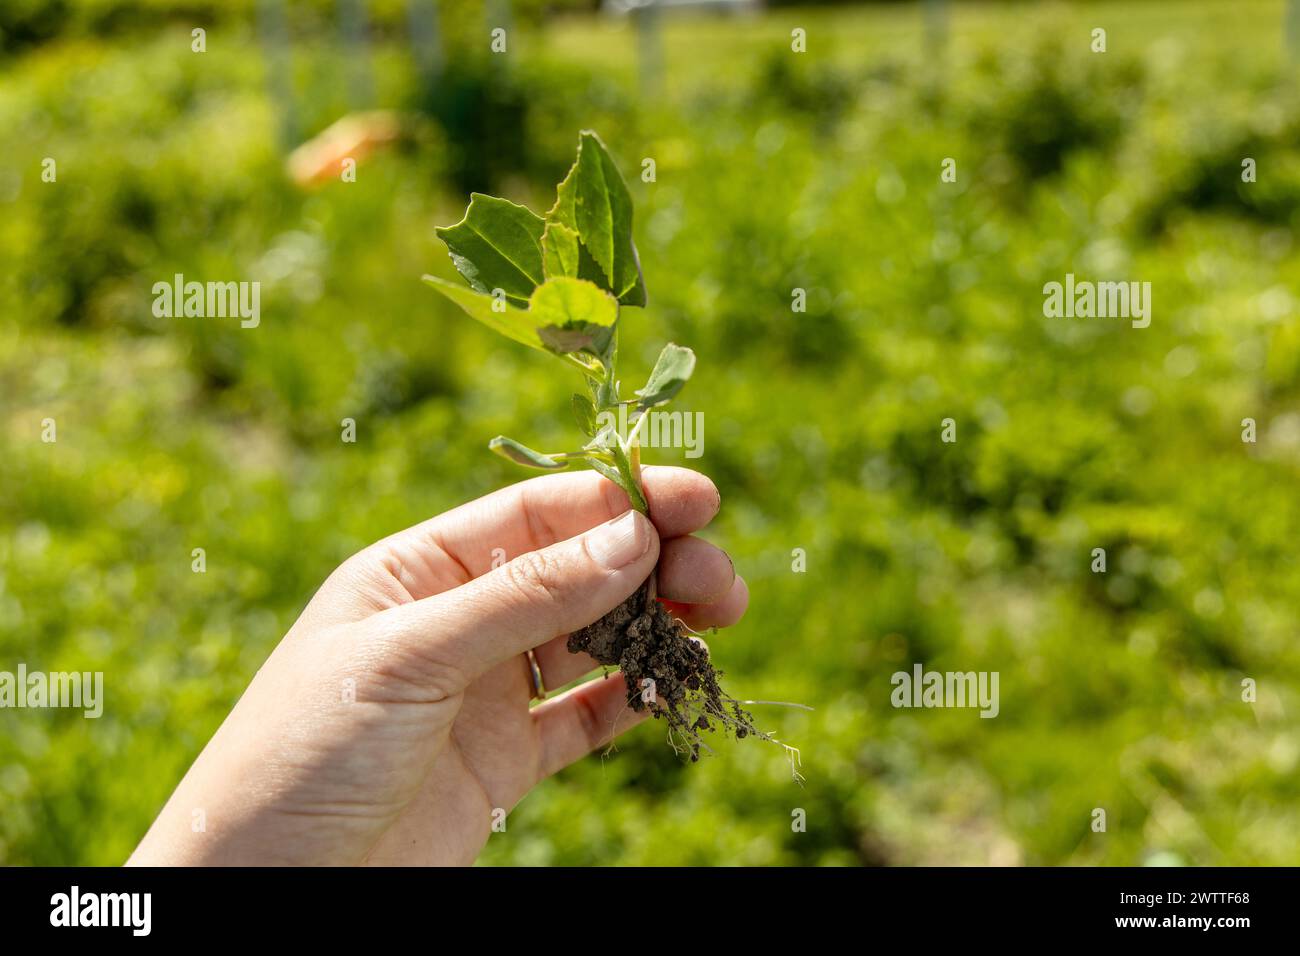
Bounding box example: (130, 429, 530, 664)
(359, 467, 720, 601)
(657, 536, 735, 604)
(660, 575, 750, 631)
(531, 638, 602, 693)
(373, 510, 660, 689)
(532, 673, 649, 779)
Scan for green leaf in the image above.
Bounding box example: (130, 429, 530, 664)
(422, 275, 549, 354)
(547, 131, 647, 307)
(585, 456, 627, 491)
(586, 452, 648, 515)
(635, 343, 696, 408)
(541, 208, 608, 291)
(541, 221, 580, 279)
(529, 277, 619, 357)
(608, 444, 649, 513)
(425, 273, 621, 366)
(572, 393, 597, 436)
(489, 436, 566, 470)
(575, 239, 616, 290)
(435, 194, 545, 306)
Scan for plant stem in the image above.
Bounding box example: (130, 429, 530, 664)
(624, 406, 650, 451)
(549, 450, 604, 463)
(590, 323, 649, 515)
(627, 409, 645, 503)
(567, 353, 604, 381)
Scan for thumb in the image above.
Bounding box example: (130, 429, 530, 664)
(373, 509, 659, 689)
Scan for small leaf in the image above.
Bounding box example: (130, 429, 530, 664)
(547, 131, 647, 307)
(585, 456, 620, 482)
(529, 277, 619, 358)
(422, 275, 548, 354)
(587, 453, 647, 515)
(435, 194, 545, 306)
(608, 444, 649, 513)
(572, 393, 597, 436)
(541, 221, 580, 279)
(584, 410, 618, 450)
(585, 456, 629, 494)
(489, 436, 566, 470)
(594, 373, 618, 410)
(635, 343, 696, 408)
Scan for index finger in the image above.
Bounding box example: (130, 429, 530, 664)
(364, 466, 721, 599)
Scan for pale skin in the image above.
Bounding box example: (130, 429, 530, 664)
(128, 466, 748, 866)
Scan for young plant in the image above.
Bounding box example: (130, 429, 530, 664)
(424, 130, 783, 762)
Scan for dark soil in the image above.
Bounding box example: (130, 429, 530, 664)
(566, 578, 761, 760)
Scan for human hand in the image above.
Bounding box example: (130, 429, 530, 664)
(127, 466, 748, 866)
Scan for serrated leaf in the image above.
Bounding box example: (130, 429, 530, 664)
(541, 205, 606, 290)
(529, 277, 619, 357)
(489, 436, 566, 470)
(572, 393, 597, 436)
(635, 343, 696, 408)
(422, 275, 549, 354)
(435, 194, 545, 306)
(575, 239, 614, 290)
(541, 221, 580, 279)
(547, 131, 647, 307)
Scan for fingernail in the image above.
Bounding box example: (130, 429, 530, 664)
(588, 510, 652, 569)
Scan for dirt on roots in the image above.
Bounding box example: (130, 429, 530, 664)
(566, 578, 761, 760)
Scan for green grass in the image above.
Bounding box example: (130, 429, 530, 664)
(3, 0, 1300, 865)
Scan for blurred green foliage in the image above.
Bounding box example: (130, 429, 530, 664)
(3, 0, 1300, 866)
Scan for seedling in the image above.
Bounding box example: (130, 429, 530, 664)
(424, 131, 790, 763)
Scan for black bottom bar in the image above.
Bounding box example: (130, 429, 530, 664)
(0, 866, 1285, 941)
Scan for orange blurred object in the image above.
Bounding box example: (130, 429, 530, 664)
(286, 110, 402, 188)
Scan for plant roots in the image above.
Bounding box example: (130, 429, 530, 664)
(566, 579, 778, 762)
